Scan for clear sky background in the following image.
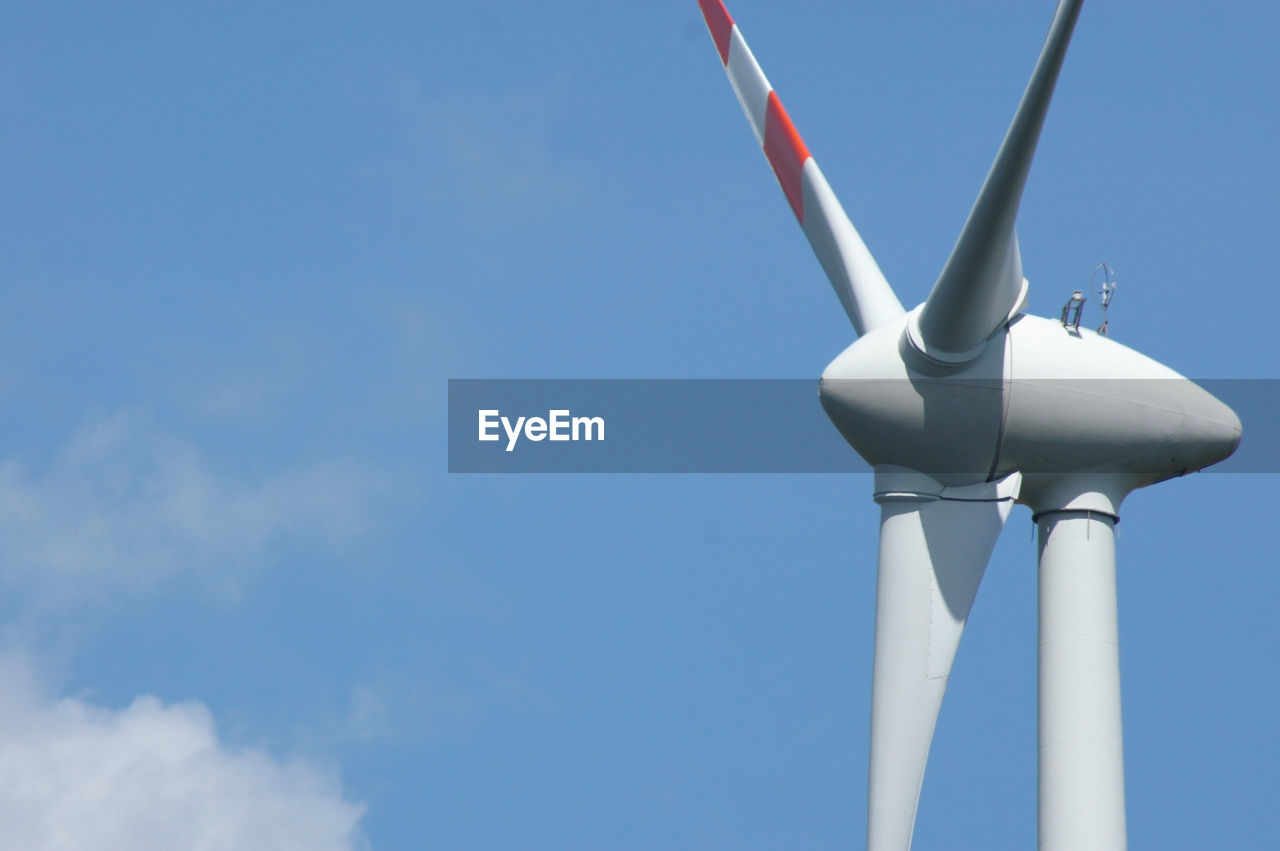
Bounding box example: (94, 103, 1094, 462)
(1, 1, 1277, 848)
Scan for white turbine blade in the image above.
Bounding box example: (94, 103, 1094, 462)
(914, 0, 1083, 359)
(868, 470, 1021, 850)
(697, 0, 905, 336)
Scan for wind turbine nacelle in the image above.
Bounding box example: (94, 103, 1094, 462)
(818, 309, 1241, 488)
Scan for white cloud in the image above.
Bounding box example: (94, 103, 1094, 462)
(385, 75, 597, 222)
(0, 655, 367, 851)
(343, 685, 391, 743)
(0, 411, 384, 607)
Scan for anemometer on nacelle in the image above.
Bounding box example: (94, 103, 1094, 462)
(1093, 261, 1117, 335)
(1060, 261, 1117, 334)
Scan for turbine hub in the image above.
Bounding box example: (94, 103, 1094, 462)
(819, 313, 1241, 489)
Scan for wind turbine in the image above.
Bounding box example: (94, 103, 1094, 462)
(695, 1, 1241, 849)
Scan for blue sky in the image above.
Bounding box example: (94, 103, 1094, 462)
(1, 1, 1277, 848)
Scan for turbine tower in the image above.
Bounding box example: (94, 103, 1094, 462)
(695, 1, 1241, 849)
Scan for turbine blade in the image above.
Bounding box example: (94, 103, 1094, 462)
(915, 0, 1083, 359)
(867, 470, 1020, 850)
(697, 0, 905, 336)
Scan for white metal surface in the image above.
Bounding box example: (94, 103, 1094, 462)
(819, 311, 1241, 487)
(800, 158, 905, 334)
(1036, 504, 1128, 851)
(868, 470, 1021, 851)
(724, 27, 770, 143)
(915, 0, 1084, 360)
(1000, 315, 1242, 483)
